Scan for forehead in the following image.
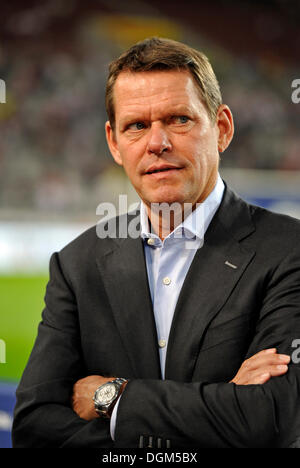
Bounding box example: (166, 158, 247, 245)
(113, 69, 204, 119)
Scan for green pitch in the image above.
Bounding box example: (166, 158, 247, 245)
(0, 275, 49, 382)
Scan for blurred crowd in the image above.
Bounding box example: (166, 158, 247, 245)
(0, 9, 299, 216)
(220, 59, 300, 172)
(0, 32, 117, 214)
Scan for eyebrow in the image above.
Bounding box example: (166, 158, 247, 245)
(119, 106, 195, 127)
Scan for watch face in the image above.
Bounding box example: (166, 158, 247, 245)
(96, 383, 117, 404)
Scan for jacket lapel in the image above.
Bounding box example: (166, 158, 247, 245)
(96, 218, 161, 379)
(165, 187, 256, 381)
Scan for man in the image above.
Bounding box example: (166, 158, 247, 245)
(12, 37, 300, 448)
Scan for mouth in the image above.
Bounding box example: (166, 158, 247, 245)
(144, 166, 183, 175)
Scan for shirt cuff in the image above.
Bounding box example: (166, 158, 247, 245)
(110, 395, 121, 441)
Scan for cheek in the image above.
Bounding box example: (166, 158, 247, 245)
(185, 135, 218, 171)
(118, 140, 145, 172)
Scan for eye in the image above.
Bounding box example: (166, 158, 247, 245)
(127, 122, 146, 131)
(171, 115, 190, 125)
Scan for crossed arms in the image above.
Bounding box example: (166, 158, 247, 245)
(12, 242, 300, 448)
(71, 348, 290, 420)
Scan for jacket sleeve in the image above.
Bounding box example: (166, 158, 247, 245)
(114, 246, 300, 448)
(12, 252, 113, 448)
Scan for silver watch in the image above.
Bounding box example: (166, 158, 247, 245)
(93, 378, 127, 418)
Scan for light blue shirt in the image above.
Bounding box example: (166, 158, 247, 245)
(110, 174, 225, 437)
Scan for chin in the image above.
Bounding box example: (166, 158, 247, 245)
(145, 187, 186, 205)
(147, 194, 182, 205)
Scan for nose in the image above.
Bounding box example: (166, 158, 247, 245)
(147, 122, 172, 155)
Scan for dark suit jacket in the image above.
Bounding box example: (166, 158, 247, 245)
(12, 184, 300, 448)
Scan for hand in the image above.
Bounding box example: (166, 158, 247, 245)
(71, 375, 115, 420)
(230, 348, 290, 385)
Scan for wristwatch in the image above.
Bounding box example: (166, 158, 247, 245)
(93, 378, 128, 418)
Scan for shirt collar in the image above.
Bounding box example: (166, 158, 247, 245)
(140, 174, 225, 243)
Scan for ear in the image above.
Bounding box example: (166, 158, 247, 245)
(215, 105, 234, 153)
(105, 121, 123, 166)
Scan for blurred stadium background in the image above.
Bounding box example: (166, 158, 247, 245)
(0, 0, 299, 447)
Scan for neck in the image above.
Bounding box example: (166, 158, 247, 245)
(146, 202, 188, 240)
(145, 174, 218, 240)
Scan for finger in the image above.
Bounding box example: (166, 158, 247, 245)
(230, 350, 289, 384)
(255, 355, 290, 369)
(247, 349, 279, 364)
(246, 353, 290, 370)
(278, 354, 291, 363)
(245, 349, 277, 367)
(251, 364, 289, 380)
(248, 365, 288, 384)
(268, 364, 289, 376)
